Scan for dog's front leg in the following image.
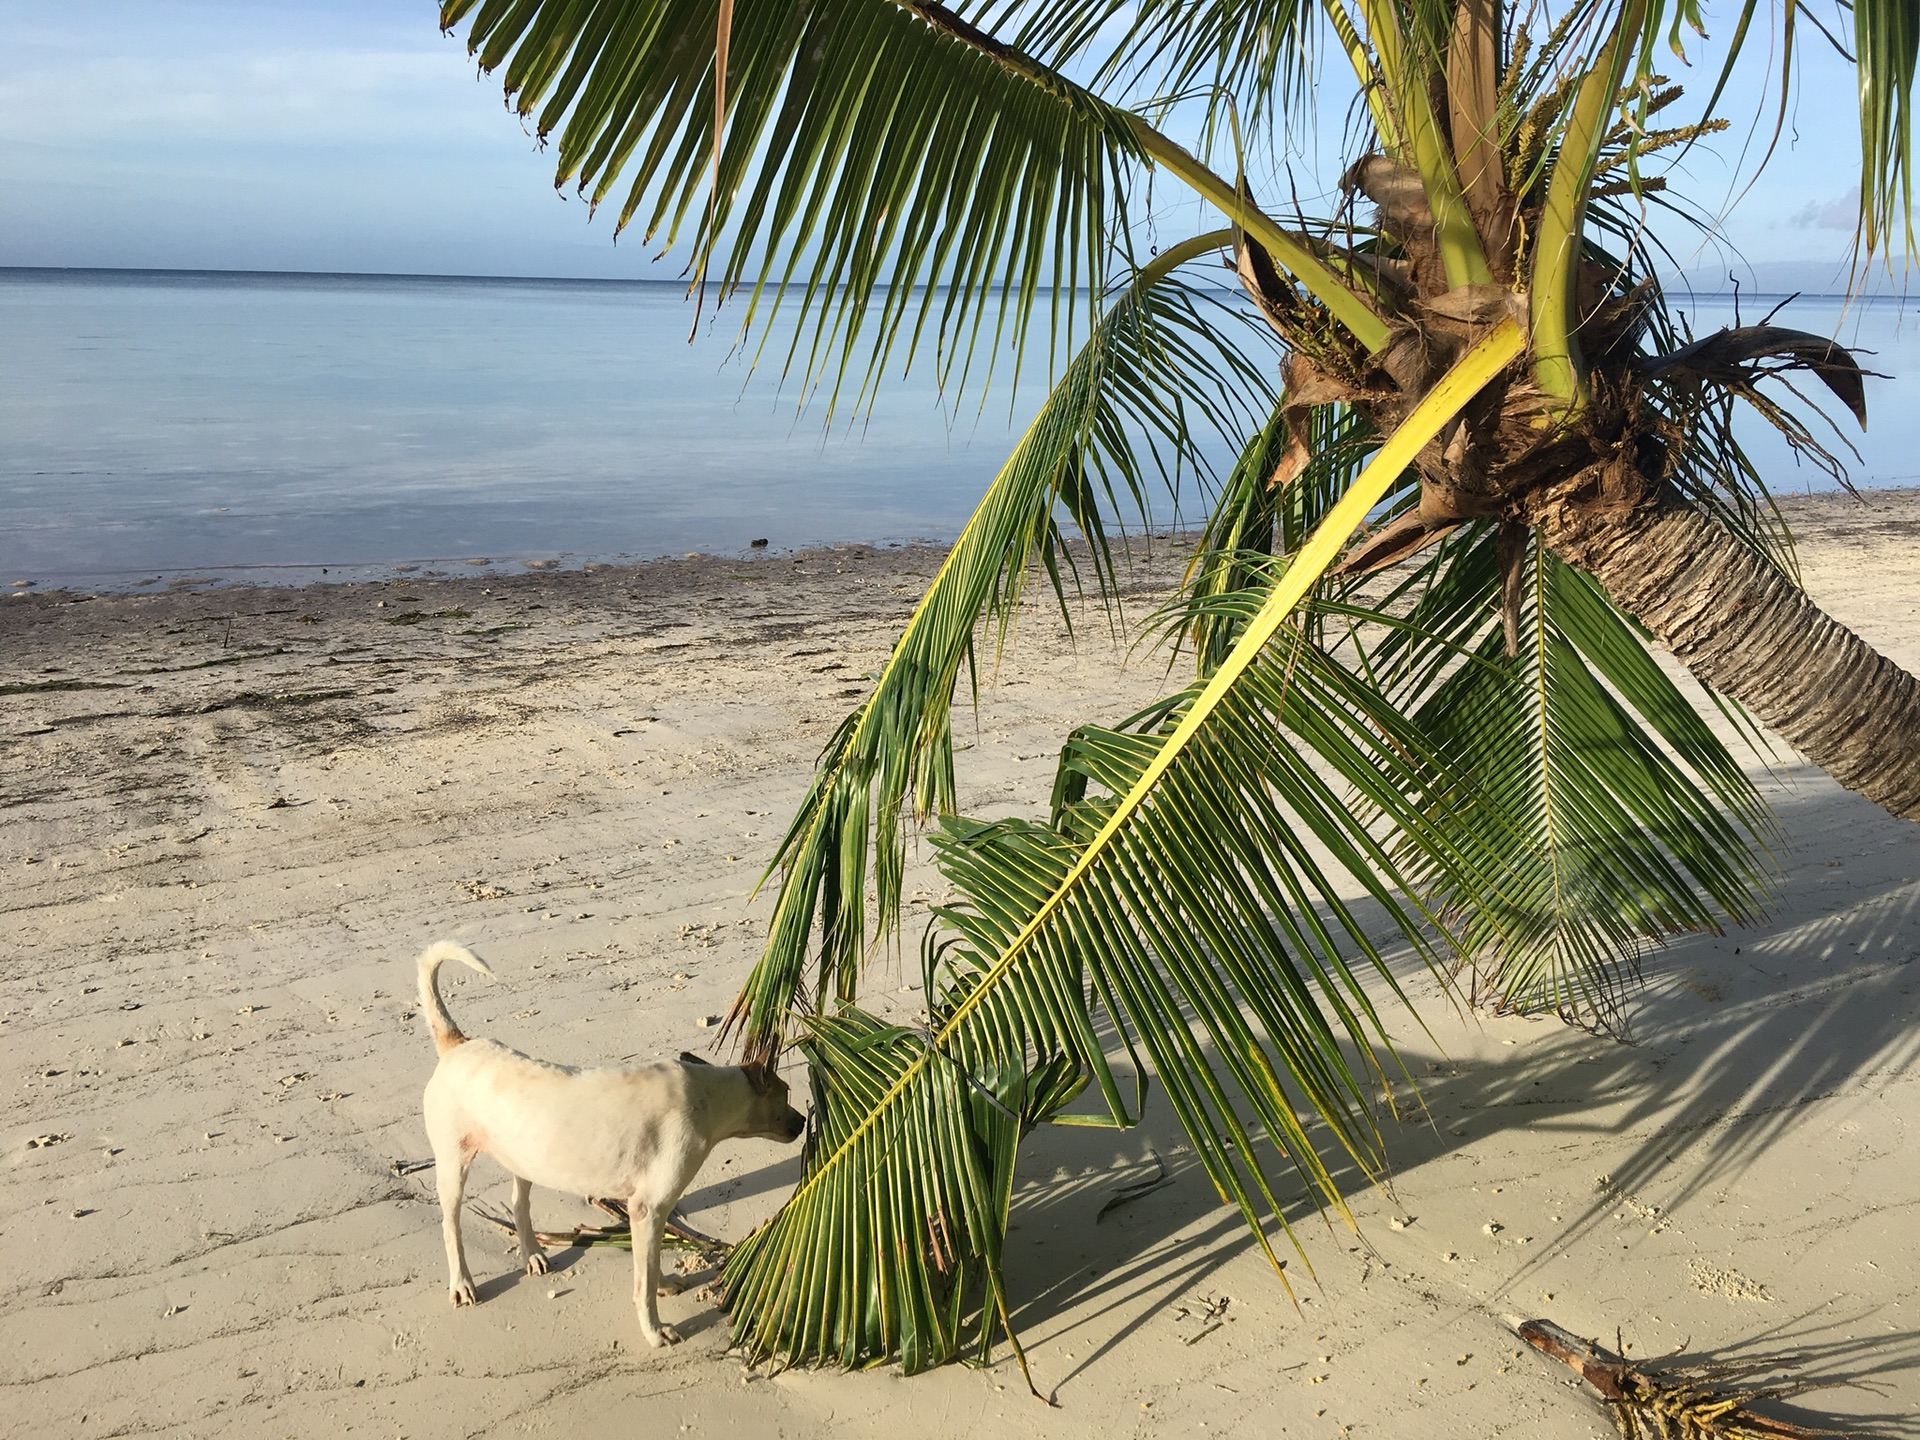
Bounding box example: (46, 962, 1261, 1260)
(510, 1174, 548, 1276)
(437, 1154, 478, 1305)
(629, 1194, 682, 1347)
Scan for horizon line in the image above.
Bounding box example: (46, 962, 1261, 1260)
(0, 262, 691, 287)
(0, 261, 1891, 301)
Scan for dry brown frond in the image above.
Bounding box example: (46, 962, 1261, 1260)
(1519, 1319, 1855, 1439)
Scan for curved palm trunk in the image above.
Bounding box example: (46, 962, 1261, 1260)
(1527, 487, 1920, 822)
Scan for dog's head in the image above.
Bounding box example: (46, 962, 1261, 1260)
(739, 1060, 807, 1143)
(681, 1052, 807, 1142)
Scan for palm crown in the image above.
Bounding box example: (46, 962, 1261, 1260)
(443, 0, 1920, 1382)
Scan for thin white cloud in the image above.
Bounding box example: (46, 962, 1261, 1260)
(0, 47, 500, 145)
(1791, 187, 1864, 232)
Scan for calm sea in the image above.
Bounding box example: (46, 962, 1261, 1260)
(3, 268, 1915, 591)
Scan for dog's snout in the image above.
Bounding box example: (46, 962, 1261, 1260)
(782, 1107, 806, 1142)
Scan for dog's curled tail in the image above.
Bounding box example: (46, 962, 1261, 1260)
(417, 941, 493, 1057)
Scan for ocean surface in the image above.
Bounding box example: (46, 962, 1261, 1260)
(3, 268, 1917, 591)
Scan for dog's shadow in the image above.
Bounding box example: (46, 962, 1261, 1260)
(662, 1306, 728, 1342)
(467, 1237, 589, 1304)
(468, 1247, 731, 1342)
(679, 1152, 803, 1214)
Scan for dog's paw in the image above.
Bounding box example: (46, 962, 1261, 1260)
(654, 1323, 684, 1347)
(656, 1274, 688, 1297)
(450, 1282, 477, 1307)
(524, 1252, 549, 1277)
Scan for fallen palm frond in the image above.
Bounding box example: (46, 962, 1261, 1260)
(469, 1200, 731, 1261)
(1519, 1318, 1851, 1439)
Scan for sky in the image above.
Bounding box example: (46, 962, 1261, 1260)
(0, 0, 1904, 290)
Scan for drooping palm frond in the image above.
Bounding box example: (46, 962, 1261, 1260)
(725, 561, 1455, 1377)
(720, 323, 1525, 1374)
(1856, 0, 1920, 254)
(726, 236, 1280, 1057)
(1363, 523, 1775, 1031)
(1161, 435, 1778, 1032)
(440, 0, 1144, 412)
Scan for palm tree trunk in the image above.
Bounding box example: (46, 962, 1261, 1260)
(1527, 486, 1920, 822)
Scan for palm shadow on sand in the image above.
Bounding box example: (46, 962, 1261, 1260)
(984, 784, 1920, 1431)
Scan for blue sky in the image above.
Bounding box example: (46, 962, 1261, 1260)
(0, 1, 1900, 289)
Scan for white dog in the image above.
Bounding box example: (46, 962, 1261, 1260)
(416, 941, 805, 1346)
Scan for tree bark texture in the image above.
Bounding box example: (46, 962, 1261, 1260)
(1528, 488, 1920, 823)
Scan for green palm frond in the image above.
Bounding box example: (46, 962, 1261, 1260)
(439, 0, 1143, 412)
(1368, 524, 1775, 1031)
(1180, 401, 1378, 673)
(724, 557, 1453, 1378)
(727, 235, 1279, 1057)
(985, 0, 1320, 139)
(1856, 0, 1919, 253)
(1179, 400, 1295, 674)
(1528, 0, 1646, 407)
(720, 323, 1524, 1374)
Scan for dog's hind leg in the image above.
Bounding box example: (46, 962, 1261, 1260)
(437, 1152, 479, 1306)
(510, 1174, 548, 1276)
(628, 1194, 682, 1347)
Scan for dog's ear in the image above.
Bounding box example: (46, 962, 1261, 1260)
(740, 1059, 776, 1094)
(678, 1051, 711, 1067)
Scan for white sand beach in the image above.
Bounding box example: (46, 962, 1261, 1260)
(5, 492, 1919, 1438)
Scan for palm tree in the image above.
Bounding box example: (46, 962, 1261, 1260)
(442, 0, 1919, 1384)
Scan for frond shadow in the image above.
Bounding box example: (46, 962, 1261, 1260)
(1380, 785, 1920, 1286)
(1647, 1306, 1920, 1439)
(987, 782, 1920, 1413)
(998, 1121, 1272, 1379)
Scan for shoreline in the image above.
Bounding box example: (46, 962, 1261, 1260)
(1, 537, 963, 601)
(8, 485, 1918, 603)
(4, 493, 1919, 1436)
